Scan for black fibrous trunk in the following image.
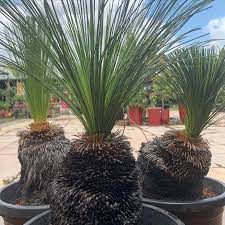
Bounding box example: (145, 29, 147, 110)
(49, 134, 142, 225)
(18, 125, 71, 205)
(137, 130, 212, 201)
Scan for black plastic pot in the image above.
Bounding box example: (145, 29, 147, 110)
(143, 177, 225, 225)
(0, 182, 49, 225)
(24, 204, 184, 225)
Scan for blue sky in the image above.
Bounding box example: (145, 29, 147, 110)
(192, 0, 225, 26)
(183, 0, 225, 47)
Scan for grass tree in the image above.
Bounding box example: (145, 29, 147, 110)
(138, 47, 225, 200)
(6, 17, 71, 205)
(0, 0, 214, 224)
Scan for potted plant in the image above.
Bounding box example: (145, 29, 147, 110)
(0, 101, 10, 118)
(128, 90, 147, 125)
(128, 106, 144, 125)
(0, 80, 16, 116)
(0, 18, 71, 225)
(13, 95, 25, 119)
(148, 93, 162, 126)
(138, 47, 225, 225)
(0, 0, 213, 224)
(147, 106, 161, 126)
(161, 108, 169, 124)
(151, 75, 174, 124)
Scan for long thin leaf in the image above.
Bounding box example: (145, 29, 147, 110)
(163, 47, 225, 138)
(5, 17, 50, 123)
(0, 0, 214, 135)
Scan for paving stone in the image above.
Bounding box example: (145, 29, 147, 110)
(0, 114, 224, 224)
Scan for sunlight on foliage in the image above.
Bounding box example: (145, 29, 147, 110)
(6, 17, 51, 123)
(163, 47, 225, 137)
(0, 0, 213, 135)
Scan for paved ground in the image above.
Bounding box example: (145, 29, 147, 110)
(0, 111, 224, 224)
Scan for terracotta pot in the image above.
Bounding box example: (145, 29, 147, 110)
(128, 106, 143, 125)
(148, 108, 161, 126)
(161, 108, 170, 124)
(178, 104, 186, 123)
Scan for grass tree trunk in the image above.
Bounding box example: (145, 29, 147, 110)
(49, 134, 142, 225)
(137, 130, 212, 200)
(17, 122, 71, 205)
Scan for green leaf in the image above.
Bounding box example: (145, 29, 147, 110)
(0, 0, 214, 135)
(5, 17, 50, 123)
(163, 47, 225, 138)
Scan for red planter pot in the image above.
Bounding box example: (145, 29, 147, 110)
(148, 108, 161, 126)
(178, 104, 186, 124)
(161, 109, 170, 124)
(128, 106, 143, 125)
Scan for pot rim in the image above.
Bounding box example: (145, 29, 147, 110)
(0, 182, 49, 217)
(143, 204, 185, 225)
(24, 210, 50, 225)
(24, 205, 184, 225)
(142, 177, 225, 211)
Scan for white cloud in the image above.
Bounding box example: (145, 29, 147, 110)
(206, 17, 225, 48)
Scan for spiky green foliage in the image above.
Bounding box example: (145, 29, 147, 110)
(0, 0, 216, 220)
(138, 47, 225, 201)
(2, 18, 71, 206)
(5, 17, 50, 123)
(163, 47, 225, 138)
(0, 0, 213, 136)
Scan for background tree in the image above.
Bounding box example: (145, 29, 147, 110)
(151, 74, 175, 108)
(129, 89, 149, 108)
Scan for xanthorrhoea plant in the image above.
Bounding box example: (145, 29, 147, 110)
(7, 17, 70, 205)
(0, 0, 213, 224)
(138, 47, 225, 200)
